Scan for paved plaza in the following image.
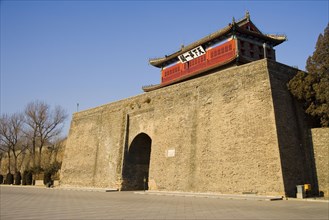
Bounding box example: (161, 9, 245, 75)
(1, 186, 328, 219)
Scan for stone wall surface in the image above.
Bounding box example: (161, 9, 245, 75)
(267, 62, 318, 197)
(60, 59, 311, 196)
(311, 128, 329, 198)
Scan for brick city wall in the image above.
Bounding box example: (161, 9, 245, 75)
(311, 128, 329, 198)
(60, 59, 312, 196)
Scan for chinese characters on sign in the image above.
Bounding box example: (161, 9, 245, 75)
(178, 46, 205, 63)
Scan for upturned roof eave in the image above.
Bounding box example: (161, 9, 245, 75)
(149, 24, 234, 68)
(265, 34, 287, 43)
(236, 27, 286, 45)
(149, 15, 286, 68)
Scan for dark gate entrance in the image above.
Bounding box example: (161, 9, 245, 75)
(122, 133, 152, 190)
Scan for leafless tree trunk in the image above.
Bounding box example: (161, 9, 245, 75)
(0, 120, 11, 173)
(0, 151, 4, 172)
(24, 101, 67, 170)
(0, 113, 26, 173)
(0, 144, 9, 172)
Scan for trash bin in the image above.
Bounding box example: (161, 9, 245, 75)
(304, 184, 311, 191)
(304, 184, 311, 197)
(296, 185, 305, 199)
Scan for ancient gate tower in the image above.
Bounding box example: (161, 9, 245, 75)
(60, 13, 316, 197)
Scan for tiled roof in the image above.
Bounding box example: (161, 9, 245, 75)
(149, 13, 286, 68)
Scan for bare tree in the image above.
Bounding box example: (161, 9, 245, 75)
(0, 113, 26, 173)
(0, 151, 4, 172)
(0, 135, 10, 173)
(24, 101, 67, 170)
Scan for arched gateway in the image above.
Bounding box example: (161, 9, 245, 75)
(122, 133, 152, 190)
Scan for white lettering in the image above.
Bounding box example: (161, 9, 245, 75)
(178, 46, 205, 63)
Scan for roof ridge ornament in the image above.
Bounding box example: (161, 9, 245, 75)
(245, 10, 250, 21)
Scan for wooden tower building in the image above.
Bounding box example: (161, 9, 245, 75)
(144, 12, 286, 92)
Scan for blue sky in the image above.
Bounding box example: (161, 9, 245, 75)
(1, 0, 328, 135)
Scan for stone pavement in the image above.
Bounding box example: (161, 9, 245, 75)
(1, 185, 328, 219)
(135, 191, 284, 201)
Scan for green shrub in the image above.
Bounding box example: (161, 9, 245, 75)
(22, 170, 33, 185)
(22, 166, 42, 186)
(14, 172, 22, 185)
(6, 173, 14, 185)
(26, 171, 33, 185)
(43, 172, 52, 186)
(22, 171, 27, 185)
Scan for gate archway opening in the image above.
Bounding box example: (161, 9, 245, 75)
(122, 133, 152, 190)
